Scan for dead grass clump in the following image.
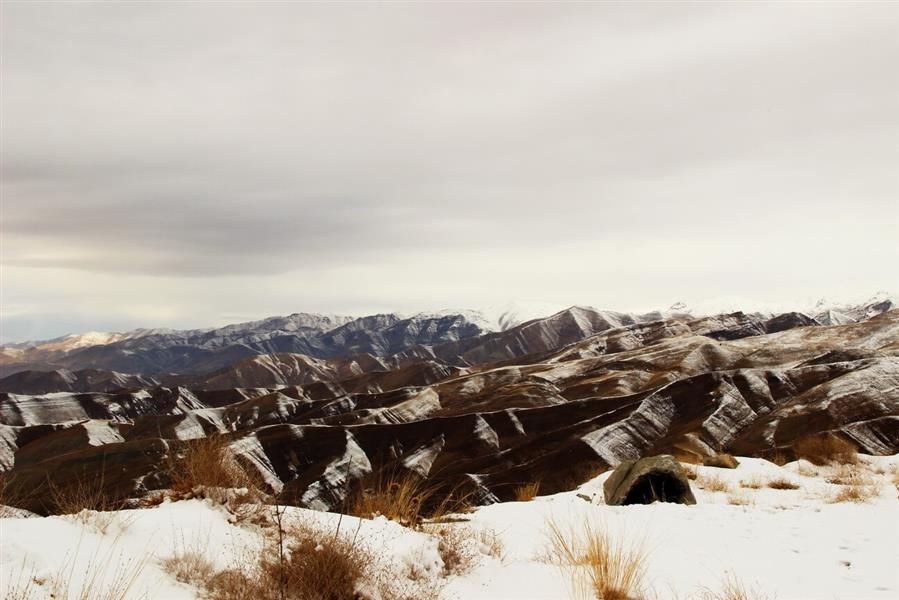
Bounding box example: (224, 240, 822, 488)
(695, 572, 772, 600)
(726, 493, 753, 506)
(430, 525, 477, 576)
(515, 481, 541, 502)
(46, 470, 119, 517)
(828, 475, 882, 504)
(766, 478, 800, 491)
(195, 522, 370, 600)
(350, 471, 471, 528)
(160, 550, 216, 588)
(739, 476, 764, 490)
(697, 474, 730, 493)
(428, 524, 506, 576)
(350, 472, 435, 527)
(169, 435, 257, 497)
(545, 517, 648, 600)
(793, 434, 858, 466)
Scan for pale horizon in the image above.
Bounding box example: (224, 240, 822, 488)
(3, 2, 897, 342)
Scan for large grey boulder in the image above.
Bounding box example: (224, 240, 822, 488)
(603, 455, 696, 506)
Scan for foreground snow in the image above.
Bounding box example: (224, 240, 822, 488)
(1, 456, 897, 599)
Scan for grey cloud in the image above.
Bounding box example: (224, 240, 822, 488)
(1, 2, 897, 338)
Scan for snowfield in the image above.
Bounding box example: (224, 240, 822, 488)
(1, 456, 896, 599)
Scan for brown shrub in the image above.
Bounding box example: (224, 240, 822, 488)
(350, 472, 436, 527)
(697, 474, 730, 493)
(515, 481, 541, 502)
(766, 478, 800, 491)
(545, 517, 648, 600)
(181, 521, 369, 600)
(793, 434, 858, 466)
(160, 544, 216, 588)
(169, 510, 443, 600)
(349, 471, 470, 528)
(169, 435, 257, 497)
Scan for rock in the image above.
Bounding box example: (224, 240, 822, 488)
(703, 453, 740, 469)
(603, 455, 696, 506)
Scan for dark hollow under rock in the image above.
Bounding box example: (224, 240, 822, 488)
(603, 455, 696, 506)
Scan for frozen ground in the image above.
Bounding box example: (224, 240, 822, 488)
(1, 456, 896, 599)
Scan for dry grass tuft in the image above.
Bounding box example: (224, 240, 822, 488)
(697, 474, 730, 493)
(160, 550, 215, 588)
(183, 520, 370, 600)
(169, 435, 258, 497)
(545, 517, 648, 600)
(165, 509, 444, 600)
(695, 572, 772, 600)
(828, 472, 882, 504)
(726, 493, 753, 506)
(350, 471, 471, 528)
(766, 477, 800, 491)
(430, 525, 477, 576)
(739, 476, 764, 490)
(515, 481, 541, 502)
(428, 524, 507, 576)
(350, 472, 436, 527)
(793, 434, 857, 466)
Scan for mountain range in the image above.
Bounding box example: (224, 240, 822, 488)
(2, 294, 894, 387)
(0, 294, 897, 513)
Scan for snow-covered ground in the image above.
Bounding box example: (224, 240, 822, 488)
(1, 456, 896, 599)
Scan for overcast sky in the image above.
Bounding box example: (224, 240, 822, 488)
(2, 1, 897, 342)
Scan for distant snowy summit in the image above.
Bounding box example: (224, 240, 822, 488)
(666, 291, 897, 324)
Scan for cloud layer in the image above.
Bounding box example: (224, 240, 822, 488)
(2, 2, 897, 341)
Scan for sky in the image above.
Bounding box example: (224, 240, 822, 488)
(1, 1, 897, 342)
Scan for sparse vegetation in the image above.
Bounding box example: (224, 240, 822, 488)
(739, 476, 764, 490)
(428, 524, 507, 576)
(162, 508, 444, 600)
(168, 435, 260, 499)
(697, 474, 730, 493)
(349, 471, 470, 528)
(544, 517, 648, 600)
(766, 478, 800, 491)
(694, 572, 772, 600)
(46, 469, 119, 516)
(515, 481, 541, 502)
(726, 492, 752, 506)
(350, 472, 437, 527)
(793, 434, 858, 466)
